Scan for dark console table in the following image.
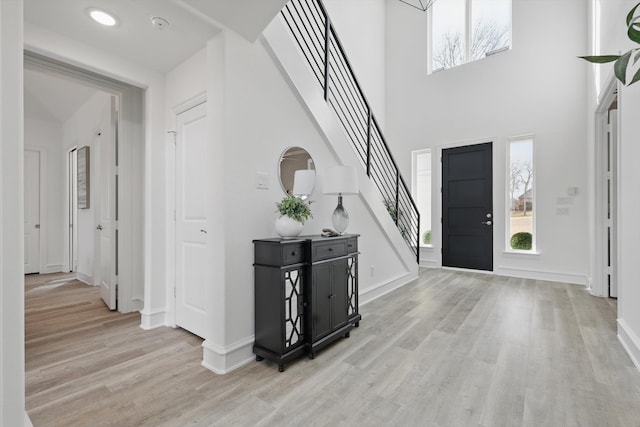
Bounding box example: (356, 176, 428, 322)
(253, 234, 360, 371)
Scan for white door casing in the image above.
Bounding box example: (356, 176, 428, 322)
(24, 149, 41, 274)
(609, 109, 618, 298)
(99, 96, 118, 310)
(175, 101, 208, 339)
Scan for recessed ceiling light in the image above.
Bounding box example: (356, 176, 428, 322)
(87, 8, 118, 27)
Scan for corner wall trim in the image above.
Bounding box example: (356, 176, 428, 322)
(140, 309, 166, 330)
(75, 272, 93, 286)
(618, 318, 640, 371)
(201, 336, 254, 375)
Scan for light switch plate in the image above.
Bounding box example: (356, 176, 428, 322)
(256, 172, 270, 190)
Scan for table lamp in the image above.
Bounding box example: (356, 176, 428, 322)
(323, 165, 358, 234)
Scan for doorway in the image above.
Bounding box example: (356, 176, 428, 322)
(25, 51, 145, 313)
(593, 78, 619, 300)
(441, 142, 493, 271)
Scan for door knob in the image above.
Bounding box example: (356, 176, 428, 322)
(96, 224, 103, 230)
(482, 220, 492, 226)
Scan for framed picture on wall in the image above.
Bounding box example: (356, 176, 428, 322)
(77, 146, 90, 209)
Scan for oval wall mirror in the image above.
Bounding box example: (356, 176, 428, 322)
(278, 146, 316, 198)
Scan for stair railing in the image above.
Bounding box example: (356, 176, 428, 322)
(282, 0, 420, 263)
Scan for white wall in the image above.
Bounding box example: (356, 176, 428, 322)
(1, 0, 26, 425)
(220, 27, 407, 346)
(589, 0, 640, 369)
(62, 92, 112, 284)
(24, 92, 65, 274)
(385, 0, 590, 283)
(323, 0, 387, 127)
(161, 24, 412, 372)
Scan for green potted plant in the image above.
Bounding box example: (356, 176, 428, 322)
(275, 194, 313, 238)
(580, 2, 640, 86)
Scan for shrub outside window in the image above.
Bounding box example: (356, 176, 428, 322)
(507, 137, 535, 251)
(430, 0, 512, 72)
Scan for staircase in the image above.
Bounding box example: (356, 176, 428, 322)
(265, 0, 420, 265)
(279, 0, 420, 262)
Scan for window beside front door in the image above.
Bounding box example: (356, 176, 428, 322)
(412, 149, 433, 246)
(507, 136, 535, 252)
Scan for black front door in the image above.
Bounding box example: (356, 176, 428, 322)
(442, 142, 493, 271)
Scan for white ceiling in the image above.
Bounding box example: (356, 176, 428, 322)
(24, 0, 221, 74)
(24, 69, 102, 123)
(23, 0, 288, 123)
(181, 0, 288, 42)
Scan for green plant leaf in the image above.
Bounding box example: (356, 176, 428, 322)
(630, 65, 640, 85)
(615, 51, 632, 85)
(579, 55, 620, 63)
(275, 194, 313, 223)
(626, 3, 640, 26)
(634, 49, 640, 64)
(628, 17, 640, 44)
(627, 4, 640, 43)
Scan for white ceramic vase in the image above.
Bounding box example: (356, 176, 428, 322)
(275, 215, 303, 239)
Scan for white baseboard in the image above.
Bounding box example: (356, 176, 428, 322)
(75, 272, 94, 286)
(25, 411, 34, 427)
(618, 318, 640, 371)
(40, 264, 62, 274)
(360, 271, 418, 306)
(139, 309, 166, 330)
(494, 266, 587, 285)
(201, 336, 254, 375)
(419, 259, 440, 269)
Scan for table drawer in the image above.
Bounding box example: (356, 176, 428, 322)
(346, 237, 358, 254)
(311, 240, 347, 261)
(282, 243, 305, 265)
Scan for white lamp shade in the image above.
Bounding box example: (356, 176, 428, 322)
(323, 165, 358, 195)
(292, 169, 315, 196)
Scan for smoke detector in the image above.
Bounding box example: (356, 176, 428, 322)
(150, 16, 170, 30)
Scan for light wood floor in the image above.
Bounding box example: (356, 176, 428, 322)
(25, 270, 640, 426)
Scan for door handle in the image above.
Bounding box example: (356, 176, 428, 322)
(482, 220, 492, 226)
(96, 224, 103, 231)
(200, 229, 207, 234)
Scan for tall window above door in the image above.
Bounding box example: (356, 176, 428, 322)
(507, 137, 535, 252)
(429, 0, 512, 73)
(412, 149, 432, 246)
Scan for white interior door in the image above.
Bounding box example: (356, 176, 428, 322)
(99, 96, 118, 310)
(175, 101, 208, 338)
(24, 149, 41, 274)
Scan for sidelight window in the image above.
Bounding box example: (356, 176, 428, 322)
(507, 137, 535, 251)
(412, 149, 433, 247)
